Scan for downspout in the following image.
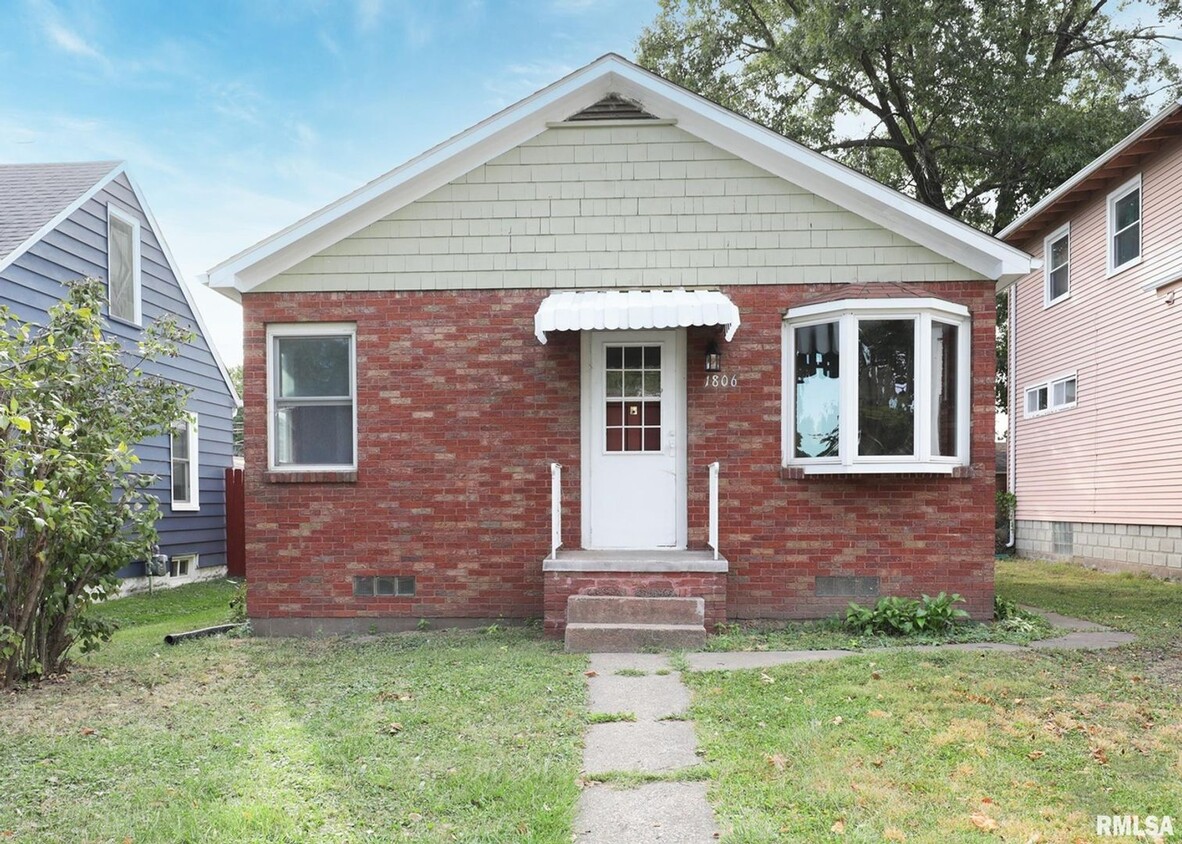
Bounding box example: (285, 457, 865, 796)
(1007, 284, 1016, 550)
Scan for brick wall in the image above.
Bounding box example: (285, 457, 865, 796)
(242, 280, 996, 627)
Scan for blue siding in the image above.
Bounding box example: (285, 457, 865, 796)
(0, 173, 237, 575)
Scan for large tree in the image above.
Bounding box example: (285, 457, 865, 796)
(0, 280, 191, 687)
(638, 0, 1181, 235)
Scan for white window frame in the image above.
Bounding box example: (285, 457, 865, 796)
(1043, 223, 1071, 307)
(266, 322, 358, 472)
(106, 204, 142, 326)
(781, 297, 971, 475)
(168, 553, 198, 580)
(1106, 174, 1142, 276)
(170, 412, 200, 511)
(1024, 372, 1077, 418)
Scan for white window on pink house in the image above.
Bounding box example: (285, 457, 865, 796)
(1025, 374, 1076, 418)
(266, 323, 357, 471)
(783, 297, 970, 474)
(1044, 224, 1070, 306)
(1107, 174, 1141, 275)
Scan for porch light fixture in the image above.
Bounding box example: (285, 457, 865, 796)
(704, 340, 722, 372)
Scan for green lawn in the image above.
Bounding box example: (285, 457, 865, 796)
(0, 582, 586, 843)
(4, 562, 1180, 843)
(685, 560, 1182, 843)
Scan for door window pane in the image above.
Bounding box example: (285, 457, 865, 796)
(793, 322, 840, 458)
(604, 344, 662, 452)
(858, 319, 915, 457)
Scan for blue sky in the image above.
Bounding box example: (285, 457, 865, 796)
(2, 0, 661, 364)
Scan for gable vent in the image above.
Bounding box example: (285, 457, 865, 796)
(567, 94, 657, 121)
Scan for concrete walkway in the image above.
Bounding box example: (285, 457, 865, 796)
(574, 653, 720, 843)
(573, 610, 1134, 842)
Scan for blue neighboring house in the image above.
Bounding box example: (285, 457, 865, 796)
(0, 161, 240, 590)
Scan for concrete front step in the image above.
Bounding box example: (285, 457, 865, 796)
(567, 595, 704, 625)
(565, 622, 706, 653)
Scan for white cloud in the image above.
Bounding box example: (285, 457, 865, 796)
(44, 20, 103, 60)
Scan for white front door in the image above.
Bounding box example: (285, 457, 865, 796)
(583, 330, 686, 549)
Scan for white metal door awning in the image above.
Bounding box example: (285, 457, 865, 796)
(534, 289, 741, 344)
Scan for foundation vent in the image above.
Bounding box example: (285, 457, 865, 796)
(815, 575, 880, 598)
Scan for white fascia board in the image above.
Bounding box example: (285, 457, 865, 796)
(785, 296, 970, 322)
(208, 53, 1033, 294)
(0, 161, 126, 276)
(124, 171, 242, 408)
(999, 98, 1182, 242)
(206, 59, 623, 293)
(607, 64, 1033, 282)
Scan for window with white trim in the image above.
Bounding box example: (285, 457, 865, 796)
(783, 298, 971, 474)
(1044, 224, 1070, 305)
(267, 323, 357, 470)
(170, 414, 199, 511)
(1025, 374, 1076, 418)
(169, 554, 197, 580)
(107, 204, 141, 324)
(1107, 175, 1141, 274)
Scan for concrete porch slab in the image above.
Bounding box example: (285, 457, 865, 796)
(544, 549, 728, 573)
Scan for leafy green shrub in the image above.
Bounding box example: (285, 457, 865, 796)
(845, 592, 969, 635)
(994, 594, 1019, 621)
(228, 582, 248, 624)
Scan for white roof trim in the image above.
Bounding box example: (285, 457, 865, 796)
(534, 289, 740, 344)
(121, 172, 241, 408)
(0, 161, 125, 277)
(205, 54, 1032, 295)
(999, 98, 1182, 242)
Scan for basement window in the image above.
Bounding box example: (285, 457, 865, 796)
(354, 576, 415, 597)
(783, 297, 970, 474)
(169, 554, 197, 580)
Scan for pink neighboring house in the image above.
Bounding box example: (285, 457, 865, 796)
(1000, 100, 1182, 576)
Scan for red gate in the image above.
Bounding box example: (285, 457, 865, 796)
(224, 467, 246, 578)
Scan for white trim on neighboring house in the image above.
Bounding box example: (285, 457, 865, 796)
(121, 171, 242, 409)
(202, 54, 1032, 296)
(106, 203, 142, 326)
(170, 412, 200, 512)
(1043, 223, 1071, 307)
(999, 99, 1181, 245)
(0, 161, 125, 277)
(265, 322, 358, 473)
(1106, 174, 1143, 276)
(0, 162, 241, 409)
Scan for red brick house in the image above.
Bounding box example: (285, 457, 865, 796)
(204, 55, 1033, 639)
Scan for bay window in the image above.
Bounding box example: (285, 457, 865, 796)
(267, 323, 357, 471)
(783, 298, 970, 473)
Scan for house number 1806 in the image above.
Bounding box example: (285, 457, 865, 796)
(704, 374, 739, 388)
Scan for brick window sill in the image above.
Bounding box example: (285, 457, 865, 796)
(263, 470, 358, 484)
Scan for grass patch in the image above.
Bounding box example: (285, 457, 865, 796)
(687, 560, 1182, 842)
(706, 611, 1053, 653)
(613, 668, 647, 677)
(997, 559, 1181, 648)
(586, 711, 636, 724)
(2, 582, 586, 843)
(582, 767, 711, 787)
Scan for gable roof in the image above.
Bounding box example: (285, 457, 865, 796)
(0, 161, 240, 407)
(203, 53, 1032, 298)
(999, 99, 1182, 249)
(0, 161, 122, 266)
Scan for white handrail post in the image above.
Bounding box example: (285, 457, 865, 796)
(550, 462, 562, 560)
(708, 461, 720, 561)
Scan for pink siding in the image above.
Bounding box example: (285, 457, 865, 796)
(1012, 134, 1182, 525)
